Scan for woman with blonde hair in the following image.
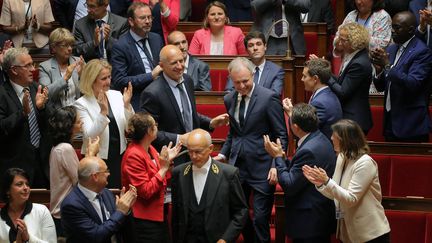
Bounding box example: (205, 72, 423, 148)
(74, 59, 133, 188)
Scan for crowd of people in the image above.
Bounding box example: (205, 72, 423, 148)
(0, 0, 431, 242)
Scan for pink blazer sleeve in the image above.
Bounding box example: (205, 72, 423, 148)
(225, 26, 247, 55)
(189, 28, 208, 55)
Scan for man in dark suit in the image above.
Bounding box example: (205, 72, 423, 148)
(302, 0, 334, 34)
(371, 11, 432, 142)
(171, 129, 248, 243)
(0, 47, 50, 188)
(140, 45, 228, 165)
(264, 103, 336, 243)
(61, 156, 137, 243)
(225, 31, 285, 96)
(415, 2, 432, 48)
(167, 30, 211, 91)
(111, 2, 164, 110)
(215, 57, 288, 243)
(53, 0, 131, 31)
(73, 0, 129, 61)
(251, 0, 311, 55)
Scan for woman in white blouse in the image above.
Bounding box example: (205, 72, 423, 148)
(0, 168, 56, 243)
(74, 59, 133, 188)
(303, 119, 390, 243)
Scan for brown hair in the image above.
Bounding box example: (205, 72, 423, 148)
(203, 1, 230, 29)
(331, 119, 370, 161)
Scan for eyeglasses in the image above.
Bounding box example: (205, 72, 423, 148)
(56, 43, 74, 48)
(13, 63, 35, 70)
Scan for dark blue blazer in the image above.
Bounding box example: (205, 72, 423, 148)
(276, 130, 336, 239)
(61, 186, 127, 243)
(409, 0, 426, 24)
(111, 31, 164, 110)
(373, 37, 432, 138)
(225, 60, 285, 96)
(310, 87, 343, 139)
(220, 85, 288, 193)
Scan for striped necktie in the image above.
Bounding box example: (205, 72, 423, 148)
(23, 87, 40, 148)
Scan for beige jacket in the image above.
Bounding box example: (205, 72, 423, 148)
(318, 154, 390, 243)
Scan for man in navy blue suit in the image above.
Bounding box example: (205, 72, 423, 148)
(61, 156, 137, 243)
(264, 103, 336, 243)
(111, 2, 164, 110)
(371, 11, 432, 142)
(215, 57, 288, 243)
(225, 31, 285, 96)
(415, 2, 432, 48)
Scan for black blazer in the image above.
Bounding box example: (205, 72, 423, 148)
(306, 0, 334, 33)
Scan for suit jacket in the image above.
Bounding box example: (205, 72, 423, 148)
(73, 12, 129, 61)
(223, 0, 253, 21)
(61, 186, 127, 243)
(251, 0, 311, 55)
(139, 74, 212, 165)
(306, 0, 334, 33)
(187, 55, 211, 91)
(53, 0, 131, 30)
(318, 154, 390, 243)
(111, 31, 164, 110)
(276, 131, 336, 239)
(38, 56, 81, 109)
(0, 81, 52, 184)
(328, 48, 373, 133)
(0, 0, 54, 48)
(188, 25, 247, 55)
(373, 37, 432, 138)
(310, 87, 343, 139)
(121, 143, 166, 222)
(220, 85, 288, 193)
(409, 0, 426, 24)
(171, 159, 248, 243)
(225, 60, 284, 96)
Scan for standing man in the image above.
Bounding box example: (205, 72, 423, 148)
(0, 47, 50, 188)
(73, 0, 129, 61)
(140, 45, 228, 165)
(264, 103, 336, 243)
(371, 11, 432, 142)
(171, 129, 248, 243)
(215, 57, 288, 243)
(416, 2, 432, 48)
(61, 156, 137, 243)
(167, 30, 211, 91)
(225, 31, 285, 96)
(111, 2, 164, 110)
(251, 0, 311, 55)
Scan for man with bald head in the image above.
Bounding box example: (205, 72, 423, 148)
(171, 129, 248, 243)
(371, 11, 432, 142)
(140, 45, 228, 165)
(61, 156, 137, 242)
(167, 31, 211, 91)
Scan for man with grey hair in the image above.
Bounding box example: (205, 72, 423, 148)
(214, 57, 288, 243)
(61, 156, 137, 242)
(0, 47, 50, 188)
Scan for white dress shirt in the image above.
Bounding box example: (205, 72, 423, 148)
(234, 83, 255, 125)
(192, 157, 212, 204)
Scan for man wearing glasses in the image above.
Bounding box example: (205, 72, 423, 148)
(0, 47, 50, 188)
(111, 2, 164, 110)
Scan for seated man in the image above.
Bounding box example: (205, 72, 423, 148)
(61, 156, 137, 242)
(167, 30, 211, 91)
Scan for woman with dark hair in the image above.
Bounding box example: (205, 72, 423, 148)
(188, 1, 247, 55)
(48, 106, 99, 237)
(121, 112, 181, 242)
(303, 119, 390, 243)
(0, 168, 56, 242)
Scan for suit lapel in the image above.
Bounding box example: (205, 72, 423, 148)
(4, 81, 23, 109)
(161, 76, 186, 131)
(259, 62, 271, 87)
(187, 57, 197, 77)
(75, 186, 103, 224)
(205, 161, 221, 221)
(243, 87, 258, 127)
(227, 92, 240, 130)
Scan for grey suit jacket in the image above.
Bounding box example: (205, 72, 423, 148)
(251, 0, 311, 55)
(74, 12, 129, 61)
(38, 56, 81, 109)
(307, 0, 334, 33)
(187, 55, 211, 91)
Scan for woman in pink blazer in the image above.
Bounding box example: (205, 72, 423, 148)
(189, 1, 247, 55)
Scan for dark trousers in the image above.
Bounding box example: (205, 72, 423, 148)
(366, 232, 390, 243)
(53, 217, 65, 237)
(133, 217, 171, 243)
(293, 236, 331, 243)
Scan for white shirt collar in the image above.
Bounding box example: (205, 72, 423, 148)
(184, 54, 190, 73)
(297, 133, 310, 147)
(256, 60, 266, 72)
(237, 82, 255, 99)
(78, 183, 99, 201)
(192, 157, 212, 173)
(313, 86, 329, 97)
(163, 73, 184, 88)
(10, 80, 26, 97)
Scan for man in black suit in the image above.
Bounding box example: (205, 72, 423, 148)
(0, 47, 50, 188)
(264, 103, 336, 243)
(215, 57, 288, 243)
(111, 2, 164, 110)
(140, 45, 228, 165)
(73, 0, 129, 61)
(302, 0, 334, 33)
(171, 128, 248, 243)
(167, 30, 211, 91)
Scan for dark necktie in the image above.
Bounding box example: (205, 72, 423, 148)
(96, 194, 107, 222)
(254, 67, 260, 84)
(177, 82, 193, 132)
(239, 95, 246, 127)
(274, 0, 283, 37)
(23, 87, 40, 148)
(96, 19, 106, 59)
(140, 39, 154, 69)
